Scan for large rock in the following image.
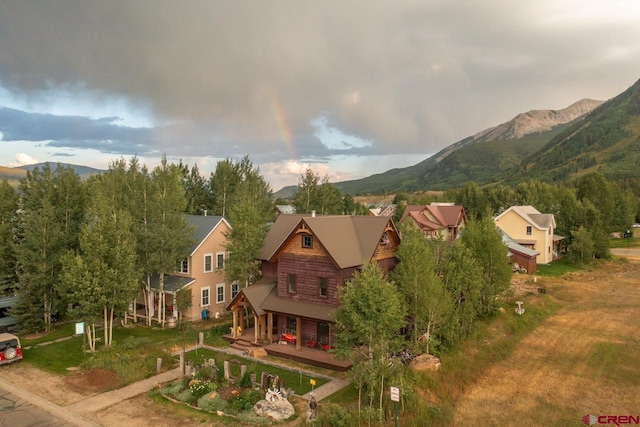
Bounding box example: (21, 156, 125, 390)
(253, 398, 295, 420)
(409, 354, 441, 371)
(248, 348, 268, 358)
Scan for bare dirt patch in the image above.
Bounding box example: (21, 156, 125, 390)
(64, 368, 120, 394)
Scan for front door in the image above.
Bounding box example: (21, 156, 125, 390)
(317, 322, 329, 345)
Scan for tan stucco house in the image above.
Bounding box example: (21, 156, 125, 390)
(494, 206, 563, 264)
(127, 215, 234, 325)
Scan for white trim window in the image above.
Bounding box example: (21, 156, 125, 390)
(216, 252, 225, 270)
(204, 254, 213, 272)
(201, 286, 210, 307)
(216, 283, 225, 304)
(231, 282, 239, 299)
(178, 258, 188, 274)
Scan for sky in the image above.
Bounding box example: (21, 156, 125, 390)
(1, 1, 640, 191)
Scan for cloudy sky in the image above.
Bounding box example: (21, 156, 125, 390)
(1, 1, 639, 190)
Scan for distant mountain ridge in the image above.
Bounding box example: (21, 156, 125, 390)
(334, 92, 622, 194)
(0, 162, 103, 187)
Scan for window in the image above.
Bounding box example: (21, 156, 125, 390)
(287, 316, 296, 330)
(216, 252, 225, 270)
(302, 234, 313, 248)
(231, 282, 239, 299)
(201, 287, 210, 307)
(177, 259, 188, 274)
(380, 233, 390, 245)
(287, 273, 297, 293)
(526, 226, 532, 235)
(216, 284, 225, 304)
(318, 277, 328, 298)
(204, 254, 213, 272)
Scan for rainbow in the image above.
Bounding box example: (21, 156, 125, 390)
(271, 97, 297, 159)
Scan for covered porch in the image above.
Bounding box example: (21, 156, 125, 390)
(124, 274, 195, 327)
(222, 326, 351, 371)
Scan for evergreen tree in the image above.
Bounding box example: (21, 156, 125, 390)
(14, 164, 84, 332)
(180, 161, 214, 215)
(0, 181, 19, 295)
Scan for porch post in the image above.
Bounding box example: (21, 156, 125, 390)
(295, 316, 301, 351)
(267, 312, 273, 343)
(253, 315, 259, 343)
(232, 309, 238, 338)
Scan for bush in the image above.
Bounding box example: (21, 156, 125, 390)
(176, 388, 197, 405)
(189, 379, 213, 398)
(196, 392, 228, 412)
(317, 402, 353, 427)
(227, 389, 262, 415)
(161, 382, 185, 397)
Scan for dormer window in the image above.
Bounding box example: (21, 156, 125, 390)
(380, 233, 390, 245)
(526, 226, 532, 236)
(302, 234, 313, 248)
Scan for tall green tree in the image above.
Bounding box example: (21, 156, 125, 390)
(224, 156, 272, 288)
(391, 223, 452, 354)
(14, 164, 85, 332)
(180, 162, 214, 215)
(334, 262, 407, 414)
(440, 241, 482, 343)
(0, 181, 19, 295)
(461, 217, 511, 315)
(293, 168, 320, 214)
(149, 156, 194, 326)
(60, 174, 138, 348)
(210, 159, 240, 217)
(568, 226, 594, 264)
(317, 176, 343, 215)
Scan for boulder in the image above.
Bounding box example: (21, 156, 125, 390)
(409, 354, 441, 371)
(253, 398, 295, 420)
(248, 348, 268, 358)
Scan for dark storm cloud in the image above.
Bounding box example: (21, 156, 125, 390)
(0, 1, 639, 161)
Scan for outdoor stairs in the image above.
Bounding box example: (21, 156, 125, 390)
(230, 339, 261, 352)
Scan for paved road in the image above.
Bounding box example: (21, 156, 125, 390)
(611, 247, 640, 257)
(0, 378, 97, 427)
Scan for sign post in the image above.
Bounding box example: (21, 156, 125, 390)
(310, 378, 316, 392)
(390, 386, 400, 427)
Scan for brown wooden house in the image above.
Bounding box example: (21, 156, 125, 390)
(225, 213, 400, 367)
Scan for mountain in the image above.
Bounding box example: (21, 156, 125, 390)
(335, 96, 614, 194)
(17, 162, 103, 178)
(1, 162, 103, 188)
(516, 80, 640, 183)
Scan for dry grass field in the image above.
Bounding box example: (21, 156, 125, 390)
(451, 258, 640, 426)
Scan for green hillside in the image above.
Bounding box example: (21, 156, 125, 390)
(516, 79, 640, 183)
(336, 79, 640, 194)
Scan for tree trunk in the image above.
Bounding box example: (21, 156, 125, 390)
(103, 306, 109, 347)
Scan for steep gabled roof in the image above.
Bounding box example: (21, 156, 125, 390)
(401, 203, 466, 229)
(185, 215, 230, 255)
(258, 214, 393, 269)
(225, 279, 276, 316)
(494, 206, 555, 230)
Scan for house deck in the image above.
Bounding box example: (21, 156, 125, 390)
(223, 328, 351, 372)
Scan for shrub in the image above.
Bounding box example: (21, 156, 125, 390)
(317, 402, 353, 427)
(176, 388, 197, 405)
(227, 389, 262, 415)
(239, 371, 253, 388)
(196, 392, 228, 412)
(189, 379, 213, 398)
(161, 382, 185, 397)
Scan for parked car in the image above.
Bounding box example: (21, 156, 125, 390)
(632, 223, 640, 228)
(0, 333, 23, 365)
